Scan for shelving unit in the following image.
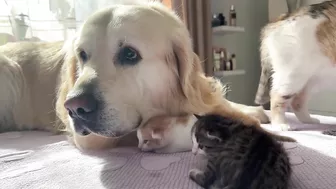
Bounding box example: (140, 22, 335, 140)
(212, 25, 246, 78)
(212, 26, 245, 35)
(212, 24, 246, 99)
(214, 69, 246, 77)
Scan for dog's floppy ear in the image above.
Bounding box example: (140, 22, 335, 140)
(170, 29, 225, 114)
(55, 37, 78, 131)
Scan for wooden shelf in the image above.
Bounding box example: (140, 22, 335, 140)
(214, 70, 246, 77)
(212, 26, 245, 35)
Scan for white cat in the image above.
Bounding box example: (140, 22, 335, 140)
(137, 114, 196, 153)
(260, 1, 336, 131)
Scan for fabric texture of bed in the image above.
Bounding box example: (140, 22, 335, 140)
(1, 112, 336, 189)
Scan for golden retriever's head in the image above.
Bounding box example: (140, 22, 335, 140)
(56, 2, 224, 138)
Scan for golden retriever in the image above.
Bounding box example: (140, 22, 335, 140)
(0, 1, 270, 150)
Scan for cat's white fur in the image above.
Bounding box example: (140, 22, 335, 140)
(262, 14, 336, 131)
(191, 131, 205, 156)
(137, 115, 197, 153)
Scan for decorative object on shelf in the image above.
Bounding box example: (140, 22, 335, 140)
(212, 13, 226, 27)
(224, 51, 237, 71)
(212, 14, 221, 27)
(225, 59, 232, 71)
(213, 47, 227, 71)
(231, 54, 237, 70)
(213, 48, 221, 71)
(12, 13, 30, 41)
(220, 50, 226, 70)
(217, 13, 226, 26)
(220, 48, 227, 70)
(229, 5, 237, 26)
(213, 47, 239, 72)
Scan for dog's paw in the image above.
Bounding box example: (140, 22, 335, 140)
(244, 106, 270, 124)
(255, 106, 270, 124)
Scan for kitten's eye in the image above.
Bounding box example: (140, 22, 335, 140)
(199, 144, 213, 150)
(117, 46, 142, 65)
(143, 140, 149, 144)
(78, 50, 89, 63)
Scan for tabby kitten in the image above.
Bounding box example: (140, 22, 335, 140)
(189, 114, 292, 189)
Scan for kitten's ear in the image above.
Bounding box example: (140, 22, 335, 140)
(151, 130, 162, 140)
(194, 114, 202, 119)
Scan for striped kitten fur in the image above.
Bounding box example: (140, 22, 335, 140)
(189, 114, 291, 189)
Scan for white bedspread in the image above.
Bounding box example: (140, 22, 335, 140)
(1, 112, 336, 189)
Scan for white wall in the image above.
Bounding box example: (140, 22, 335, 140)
(268, 0, 325, 21)
(211, 0, 269, 105)
(301, 0, 325, 5)
(268, 0, 287, 21)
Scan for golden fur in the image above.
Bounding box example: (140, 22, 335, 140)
(0, 2, 270, 150)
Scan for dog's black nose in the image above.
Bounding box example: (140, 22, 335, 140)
(64, 94, 98, 120)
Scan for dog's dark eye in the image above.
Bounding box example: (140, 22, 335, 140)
(198, 145, 204, 149)
(118, 46, 141, 65)
(144, 140, 149, 144)
(79, 50, 88, 63)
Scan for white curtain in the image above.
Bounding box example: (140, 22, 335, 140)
(0, 0, 127, 45)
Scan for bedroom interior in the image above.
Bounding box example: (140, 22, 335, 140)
(1, 0, 334, 115)
(0, 0, 336, 188)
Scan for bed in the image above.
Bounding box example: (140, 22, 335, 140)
(1, 112, 336, 189)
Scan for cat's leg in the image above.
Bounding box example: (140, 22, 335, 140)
(270, 69, 312, 131)
(189, 163, 216, 188)
(270, 91, 293, 131)
(290, 83, 319, 124)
